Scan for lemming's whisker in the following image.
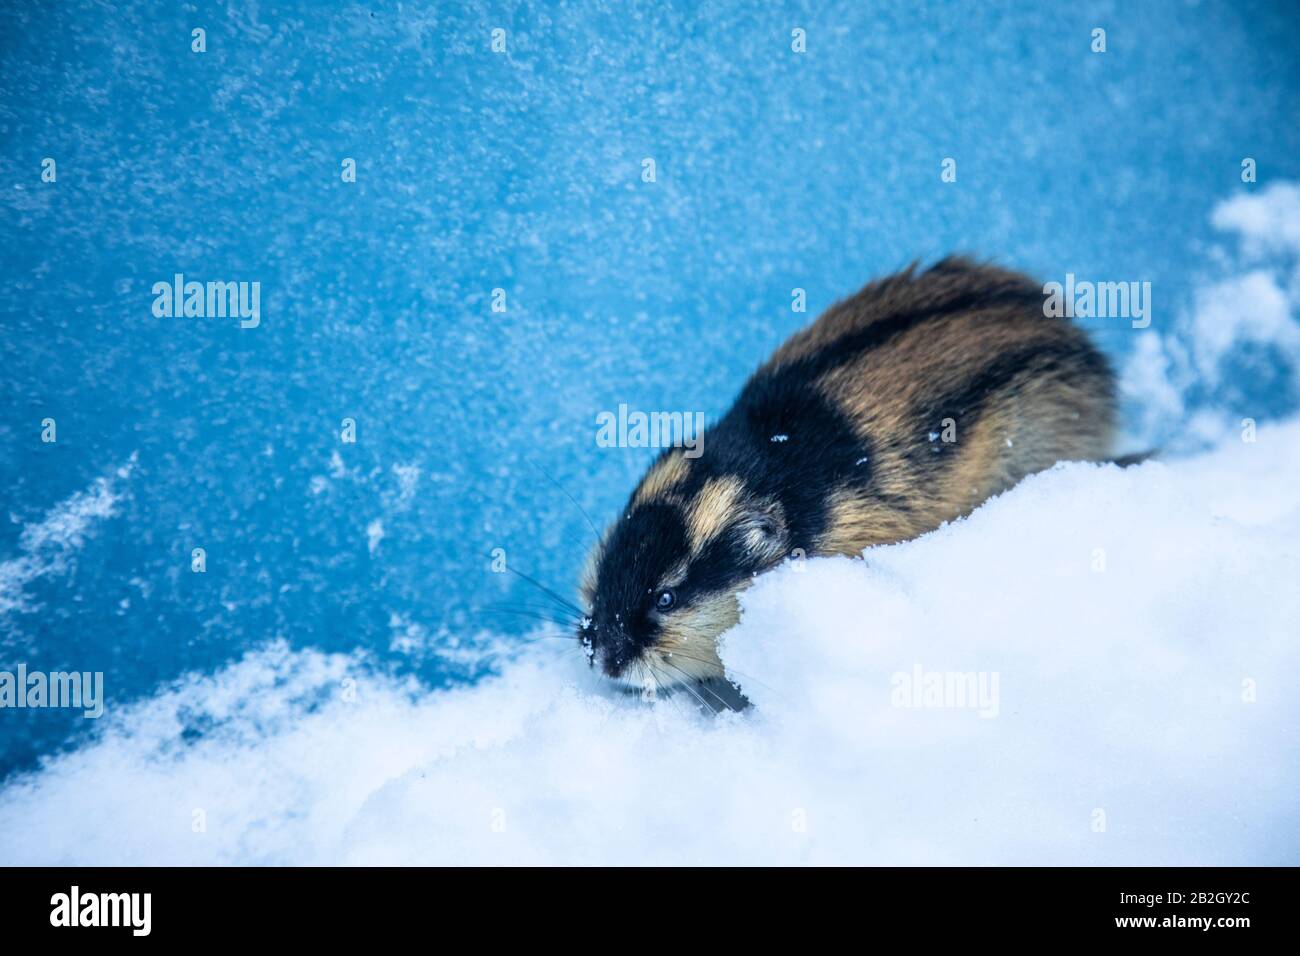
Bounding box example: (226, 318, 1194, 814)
(643, 661, 689, 718)
(689, 678, 733, 712)
(659, 658, 731, 712)
(482, 601, 582, 624)
(465, 638, 586, 674)
(660, 649, 779, 697)
(514, 633, 583, 647)
(648, 663, 694, 719)
(526, 456, 603, 544)
(504, 565, 585, 617)
(669, 677, 711, 713)
(653, 663, 699, 720)
(560, 528, 595, 556)
(653, 658, 716, 712)
(480, 608, 578, 629)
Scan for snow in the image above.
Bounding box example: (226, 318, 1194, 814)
(1210, 182, 1300, 257)
(0, 456, 135, 618)
(2, 423, 1296, 865)
(1121, 181, 1300, 451)
(366, 519, 385, 555)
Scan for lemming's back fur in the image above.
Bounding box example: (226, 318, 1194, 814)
(633, 256, 1114, 555)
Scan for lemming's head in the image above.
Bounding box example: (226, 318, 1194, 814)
(579, 451, 789, 693)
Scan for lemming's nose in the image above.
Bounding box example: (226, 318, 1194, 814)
(595, 622, 635, 677)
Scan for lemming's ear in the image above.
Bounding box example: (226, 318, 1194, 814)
(734, 500, 788, 561)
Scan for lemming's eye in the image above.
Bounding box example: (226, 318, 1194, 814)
(654, 588, 676, 611)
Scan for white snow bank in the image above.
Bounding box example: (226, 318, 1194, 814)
(2, 425, 1297, 865)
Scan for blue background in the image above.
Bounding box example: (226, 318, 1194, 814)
(2, 0, 1299, 777)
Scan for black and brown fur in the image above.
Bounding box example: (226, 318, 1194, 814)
(579, 257, 1115, 694)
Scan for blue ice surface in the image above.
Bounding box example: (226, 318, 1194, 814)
(1, 0, 1298, 777)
